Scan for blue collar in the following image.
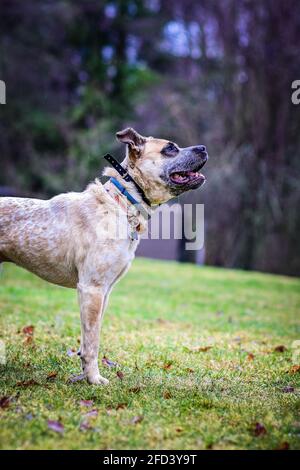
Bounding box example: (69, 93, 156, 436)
(110, 177, 139, 205)
(110, 177, 150, 220)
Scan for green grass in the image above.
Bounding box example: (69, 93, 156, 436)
(0, 258, 299, 450)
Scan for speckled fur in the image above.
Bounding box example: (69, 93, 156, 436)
(0, 129, 177, 385)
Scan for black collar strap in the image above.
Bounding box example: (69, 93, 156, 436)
(104, 153, 152, 207)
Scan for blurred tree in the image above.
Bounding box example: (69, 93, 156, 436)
(0, 0, 299, 275)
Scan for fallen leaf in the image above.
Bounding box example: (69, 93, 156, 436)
(274, 345, 287, 353)
(253, 422, 267, 436)
(163, 391, 172, 399)
(67, 348, 77, 357)
(85, 409, 98, 417)
(116, 403, 127, 410)
(163, 361, 173, 370)
(80, 419, 93, 431)
(289, 365, 300, 374)
(282, 386, 294, 393)
(0, 396, 12, 409)
(80, 400, 93, 407)
(276, 442, 290, 450)
(156, 318, 167, 324)
(16, 379, 39, 387)
(46, 371, 57, 381)
(68, 373, 85, 383)
(23, 335, 34, 346)
(247, 353, 255, 361)
(129, 386, 141, 393)
(22, 325, 34, 336)
(102, 356, 119, 368)
(116, 370, 124, 380)
(184, 345, 212, 353)
(131, 415, 143, 425)
(197, 346, 212, 352)
(47, 419, 64, 434)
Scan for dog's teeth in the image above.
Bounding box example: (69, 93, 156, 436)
(172, 170, 202, 183)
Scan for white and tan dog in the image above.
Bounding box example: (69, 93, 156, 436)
(0, 128, 208, 385)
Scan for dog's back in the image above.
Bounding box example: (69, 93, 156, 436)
(0, 195, 79, 286)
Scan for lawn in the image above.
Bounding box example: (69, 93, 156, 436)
(0, 258, 299, 450)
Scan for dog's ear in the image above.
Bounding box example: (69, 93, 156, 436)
(116, 127, 146, 157)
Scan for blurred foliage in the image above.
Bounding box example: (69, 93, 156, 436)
(0, 0, 300, 275)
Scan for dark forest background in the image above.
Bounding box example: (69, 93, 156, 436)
(0, 0, 300, 276)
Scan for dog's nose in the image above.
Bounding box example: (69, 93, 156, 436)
(193, 145, 208, 160)
(193, 145, 206, 154)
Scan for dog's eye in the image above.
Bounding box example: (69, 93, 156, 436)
(161, 143, 179, 157)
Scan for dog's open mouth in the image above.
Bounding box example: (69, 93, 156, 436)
(170, 170, 205, 185)
(165, 152, 208, 191)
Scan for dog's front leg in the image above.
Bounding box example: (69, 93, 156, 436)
(77, 283, 109, 385)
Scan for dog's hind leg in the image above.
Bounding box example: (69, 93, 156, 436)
(77, 283, 109, 385)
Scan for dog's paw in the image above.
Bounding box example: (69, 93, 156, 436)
(87, 373, 109, 386)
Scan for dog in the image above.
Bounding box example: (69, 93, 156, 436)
(0, 128, 208, 385)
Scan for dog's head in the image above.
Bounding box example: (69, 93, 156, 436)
(116, 127, 208, 205)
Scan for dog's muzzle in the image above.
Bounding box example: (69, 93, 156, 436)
(163, 145, 208, 192)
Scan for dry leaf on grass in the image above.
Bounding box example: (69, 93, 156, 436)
(131, 415, 143, 425)
(16, 379, 39, 387)
(276, 441, 290, 450)
(162, 361, 173, 370)
(253, 422, 267, 436)
(22, 325, 35, 346)
(0, 396, 12, 409)
(274, 345, 287, 353)
(282, 386, 294, 393)
(184, 345, 212, 353)
(22, 325, 34, 336)
(116, 403, 127, 410)
(129, 386, 141, 393)
(80, 420, 93, 431)
(116, 370, 124, 380)
(84, 409, 98, 417)
(46, 371, 57, 381)
(67, 348, 77, 357)
(289, 365, 300, 374)
(80, 400, 93, 407)
(47, 419, 64, 434)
